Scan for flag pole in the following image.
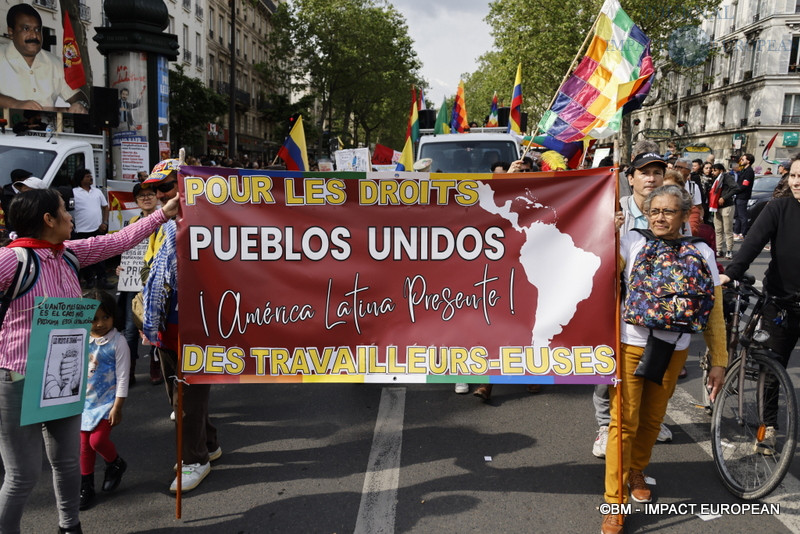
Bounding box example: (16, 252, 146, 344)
(613, 138, 625, 525)
(531, 11, 602, 144)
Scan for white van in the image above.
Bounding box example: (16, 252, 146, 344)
(416, 131, 521, 173)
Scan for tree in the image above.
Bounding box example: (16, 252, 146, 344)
(169, 65, 228, 153)
(286, 0, 422, 152)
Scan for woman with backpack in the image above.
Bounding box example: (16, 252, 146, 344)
(0, 188, 178, 533)
(601, 185, 728, 534)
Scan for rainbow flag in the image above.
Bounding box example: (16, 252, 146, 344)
(537, 0, 654, 143)
(487, 91, 499, 127)
(277, 115, 309, 171)
(450, 81, 468, 133)
(508, 65, 522, 134)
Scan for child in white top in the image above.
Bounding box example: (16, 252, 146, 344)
(79, 289, 129, 510)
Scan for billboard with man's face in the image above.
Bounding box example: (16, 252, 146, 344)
(0, 2, 95, 133)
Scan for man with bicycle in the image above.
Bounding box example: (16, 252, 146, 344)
(721, 154, 800, 453)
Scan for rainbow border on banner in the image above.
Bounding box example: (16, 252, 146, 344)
(177, 167, 618, 386)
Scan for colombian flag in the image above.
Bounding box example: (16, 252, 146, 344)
(508, 64, 523, 134)
(277, 115, 309, 171)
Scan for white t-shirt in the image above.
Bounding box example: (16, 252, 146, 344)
(620, 230, 720, 351)
(0, 43, 78, 107)
(72, 186, 108, 233)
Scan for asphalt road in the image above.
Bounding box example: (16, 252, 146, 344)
(10, 244, 800, 534)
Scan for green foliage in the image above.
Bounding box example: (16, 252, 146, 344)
(467, 0, 720, 128)
(284, 0, 422, 152)
(169, 65, 228, 152)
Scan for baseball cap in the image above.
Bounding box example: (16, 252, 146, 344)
(143, 158, 181, 184)
(629, 152, 667, 171)
(13, 177, 46, 191)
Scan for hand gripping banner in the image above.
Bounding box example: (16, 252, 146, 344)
(176, 167, 618, 385)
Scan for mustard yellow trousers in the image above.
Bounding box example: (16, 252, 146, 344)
(604, 342, 689, 503)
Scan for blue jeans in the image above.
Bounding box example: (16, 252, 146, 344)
(0, 372, 81, 532)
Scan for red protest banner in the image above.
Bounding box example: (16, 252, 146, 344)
(177, 168, 618, 385)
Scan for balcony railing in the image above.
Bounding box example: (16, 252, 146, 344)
(782, 115, 800, 124)
(196, 5, 204, 20)
(196, 56, 204, 69)
(183, 49, 192, 64)
(740, 118, 748, 127)
(216, 81, 250, 108)
(182, 0, 191, 11)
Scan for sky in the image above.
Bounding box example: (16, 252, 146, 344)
(389, 0, 494, 107)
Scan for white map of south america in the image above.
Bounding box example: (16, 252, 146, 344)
(477, 182, 601, 347)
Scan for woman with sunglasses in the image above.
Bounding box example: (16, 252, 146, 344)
(0, 188, 178, 534)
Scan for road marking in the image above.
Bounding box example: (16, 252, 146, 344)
(354, 387, 406, 534)
(668, 386, 800, 531)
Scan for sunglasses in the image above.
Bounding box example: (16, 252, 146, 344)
(154, 180, 177, 193)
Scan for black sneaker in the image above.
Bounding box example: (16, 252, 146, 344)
(102, 456, 127, 492)
(79, 475, 95, 510)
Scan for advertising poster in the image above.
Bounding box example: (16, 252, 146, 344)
(110, 52, 148, 180)
(21, 297, 99, 425)
(0, 3, 92, 130)
(176, 167, 618, 386)
(157, 55, 169, 141)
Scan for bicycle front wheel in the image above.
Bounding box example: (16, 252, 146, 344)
(711, 352, 797, 500)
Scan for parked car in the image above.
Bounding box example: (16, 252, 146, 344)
(746, 174, 781, 227)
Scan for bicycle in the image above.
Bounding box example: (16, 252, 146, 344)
(708, 275, 798, 500)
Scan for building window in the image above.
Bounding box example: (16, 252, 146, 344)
(209, 7, 215, 38)
(782, 94, 800, 124)
(790, 36, 800, 73)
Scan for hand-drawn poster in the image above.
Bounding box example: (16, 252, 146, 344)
(21, 298, 99, 425)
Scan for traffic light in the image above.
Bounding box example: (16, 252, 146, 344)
(287, 112, 301, 135)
